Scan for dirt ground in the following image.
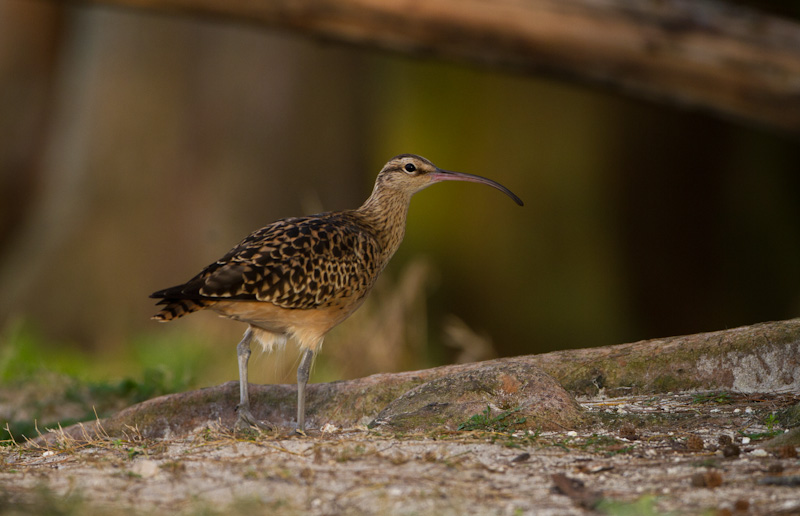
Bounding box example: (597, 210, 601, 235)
(2, 391, 799, 516)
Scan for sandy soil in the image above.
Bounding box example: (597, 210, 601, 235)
(2, 391, 799, 516)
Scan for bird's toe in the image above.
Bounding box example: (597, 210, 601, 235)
(235, 407, 274, 432)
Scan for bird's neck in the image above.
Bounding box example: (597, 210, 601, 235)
(355, 185, 412, 260)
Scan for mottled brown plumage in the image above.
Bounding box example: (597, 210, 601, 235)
(153, 212, 384, 315)
(151, 154, 523, 433)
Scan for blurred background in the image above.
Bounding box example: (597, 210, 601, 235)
(1, 0, 799, 425)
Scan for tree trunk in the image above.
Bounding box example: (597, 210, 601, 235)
(75, 0, 800, 133)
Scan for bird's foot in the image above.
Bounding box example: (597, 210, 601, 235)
(235, 406, 274, 432)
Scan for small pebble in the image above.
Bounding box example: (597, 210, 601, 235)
(687, 434, 704, 451)
(131, 460, 159, 478)
(691, 471, 723, 488)
(722, 444, 741, 458)
(510, 452, 530, 463)
(749, 449, 768, 457)
(618, 423, 638, 440)
(320, 423, 338, 433)
(773, 445, 797, 459)
(767, 463, 784, 473)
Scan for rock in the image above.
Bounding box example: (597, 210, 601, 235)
(369, 362, 584, 431)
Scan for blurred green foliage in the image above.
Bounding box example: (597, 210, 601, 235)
(0, 320, 201, 442)
(1, 319, 202, 385)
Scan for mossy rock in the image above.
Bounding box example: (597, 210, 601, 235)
(369, 362, 585, 432)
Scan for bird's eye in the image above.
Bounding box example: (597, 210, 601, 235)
(404, 163, 417, 173)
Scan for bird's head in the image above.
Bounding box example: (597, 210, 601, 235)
(375, 154, 524, 206)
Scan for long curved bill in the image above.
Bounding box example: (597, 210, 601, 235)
(430, 169, 524, 206)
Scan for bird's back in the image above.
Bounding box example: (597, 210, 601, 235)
(151, 211, 387, 324)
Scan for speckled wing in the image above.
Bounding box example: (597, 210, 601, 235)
(151, 213, 382, 317)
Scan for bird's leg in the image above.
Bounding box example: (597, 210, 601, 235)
(295, 347, 315, 435)
(234, 328, 272, 431)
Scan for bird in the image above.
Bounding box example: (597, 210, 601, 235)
(150, 154, 523, 434)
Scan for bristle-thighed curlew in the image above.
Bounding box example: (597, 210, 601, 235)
(151, 154, 523, 434)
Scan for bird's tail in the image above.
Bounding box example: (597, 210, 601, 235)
(151, 299, 211, 322)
